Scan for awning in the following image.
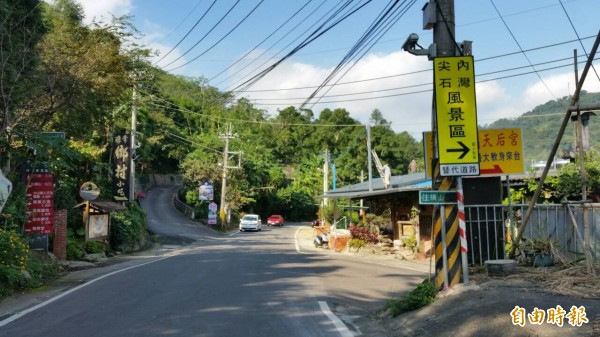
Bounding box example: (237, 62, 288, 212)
(319, 173, 432, 200)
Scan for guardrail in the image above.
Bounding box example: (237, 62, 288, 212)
(173, 194, 195, 220)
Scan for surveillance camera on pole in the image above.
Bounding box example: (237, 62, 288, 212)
(402, 33, 436, 59)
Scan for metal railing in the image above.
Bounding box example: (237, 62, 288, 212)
(464, 204, 599, 265)
(333, 216, 348, 230)
(173, 194, 195, 220)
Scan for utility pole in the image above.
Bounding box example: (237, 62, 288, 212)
(323, 149, 329, 207)
(130, 83, 137, 201)
(366, 125, 373, 192)
(219, 123, 236, 224)
(404, 0, 473, 289)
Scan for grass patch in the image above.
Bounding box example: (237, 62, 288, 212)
(385, 279, 436, 317)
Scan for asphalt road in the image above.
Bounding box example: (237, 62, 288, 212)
(0, 185, 430, 337)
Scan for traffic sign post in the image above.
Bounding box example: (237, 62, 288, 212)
(434, 56, 480, 176)
(419, 190, 457, 205)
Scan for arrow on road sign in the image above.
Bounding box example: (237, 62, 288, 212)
(480, 164, 504, 175)
(446, 141, 470, 159)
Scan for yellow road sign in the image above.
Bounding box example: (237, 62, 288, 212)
(478, 128, 524, 175)
(434, 56, 479, 176)
(424, 128, 524, 177)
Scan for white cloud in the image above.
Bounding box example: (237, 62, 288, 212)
(236, 52, 600, 142)
(75, 0, 132, 25)
(237, 51, 434, 139)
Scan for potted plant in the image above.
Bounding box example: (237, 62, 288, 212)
(521, 237, 557, 267)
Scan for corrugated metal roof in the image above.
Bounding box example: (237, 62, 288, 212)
(320, 172, 432, 200)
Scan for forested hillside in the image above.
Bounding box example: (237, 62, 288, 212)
(2, 0, 599, 223)
(484, 91, 600, 167)
(0, 0, 423, 222)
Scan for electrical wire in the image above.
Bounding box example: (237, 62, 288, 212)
(231, 0, 372, 94)
(250, 56, 599, 106)
(160, 0, 242, 69)
(218, 0, 341, 90)
(489, 0, 556, 99)
(558, 0, 600, 83)
(154, 0, 218, 66)
(166, 0, 266, 72)
(303, 0, 418, 110)
(233, 35, 596, 94)
(208, 0, 315, 83)
(155, 0, 205, 44)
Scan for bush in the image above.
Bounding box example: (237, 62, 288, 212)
(66, 237, 85, 260)
(349, 224, 379, 244)
(0, 250, 64, 299)
(83, 240, 106, 254)
(386, 280, 436, 317)
(0, 229, 29, 269)
(349, 238, 366, 249)
(0, 265, 28, 297)
(402, 234, 418, 252)
(111, 202, 148, 253)
(24, 251, 63, 286)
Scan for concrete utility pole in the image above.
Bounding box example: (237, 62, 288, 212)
(404, 0, 473, 288)
(130, 83, 137, 201)
(323, 149, 329, 207)
(219, 123, 235, 224)
(366, 125, 373, 192)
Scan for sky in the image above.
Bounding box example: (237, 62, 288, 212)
(68, 0, 600, 141)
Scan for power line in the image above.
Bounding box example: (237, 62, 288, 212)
(166, 0, 266, 72)
(230, 0, 373, 94)
(217, 0, 342, 90)
(489, 0, 556, 99)
(558, 0, 600, 83)
(208, 0, 315, 83)
(160, 0, 242, 69)
(154, 0, 205, 44)
(233, 35, 597, 94)
(154, 0, 218, 65)
(303, 0, 418, 110)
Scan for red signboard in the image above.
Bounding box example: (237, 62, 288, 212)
(25, 170, 54, 234)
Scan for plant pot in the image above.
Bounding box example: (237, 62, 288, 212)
(532, 253, 553, 267)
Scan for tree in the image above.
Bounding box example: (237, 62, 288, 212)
(0, 0, 46, 173)
(369, 108, 390, 128)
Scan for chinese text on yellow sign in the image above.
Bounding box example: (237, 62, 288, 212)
(434, 56, 479, 176)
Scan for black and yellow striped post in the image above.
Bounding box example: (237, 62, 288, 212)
(432, 170, 462, 291)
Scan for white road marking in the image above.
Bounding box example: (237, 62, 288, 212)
(0, 256, 172, 328)
(294, 227, 311, 254)
(318, 301, 355, 337)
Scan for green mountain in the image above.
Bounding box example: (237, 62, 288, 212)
(483, 91, 600, 168)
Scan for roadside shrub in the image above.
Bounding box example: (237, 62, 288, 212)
(349, 238, 366, 249)
(111, 202, 147, 253)
(349, 224, 379, 244)
(66, 237, 85, 260)
(386, 280, 436, 316)
(402, 234, 418, 252)
(0, 250, 64, 299)
(83, 240, 106, 254)
(0, 229, 29, 269)
(0, 265, 28, 297)
(24, 251, 63, 286)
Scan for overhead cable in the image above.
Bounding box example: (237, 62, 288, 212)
(166, 0, 266, 72)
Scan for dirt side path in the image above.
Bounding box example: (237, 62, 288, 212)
(350, 270, 600, 337)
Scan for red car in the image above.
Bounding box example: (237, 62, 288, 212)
(267, 214, 284, 226)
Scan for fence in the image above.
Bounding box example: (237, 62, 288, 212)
(464, 203, 600, 265)
(173, 194, 195, 220)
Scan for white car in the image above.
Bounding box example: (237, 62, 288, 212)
(239, 214, 262, 232)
